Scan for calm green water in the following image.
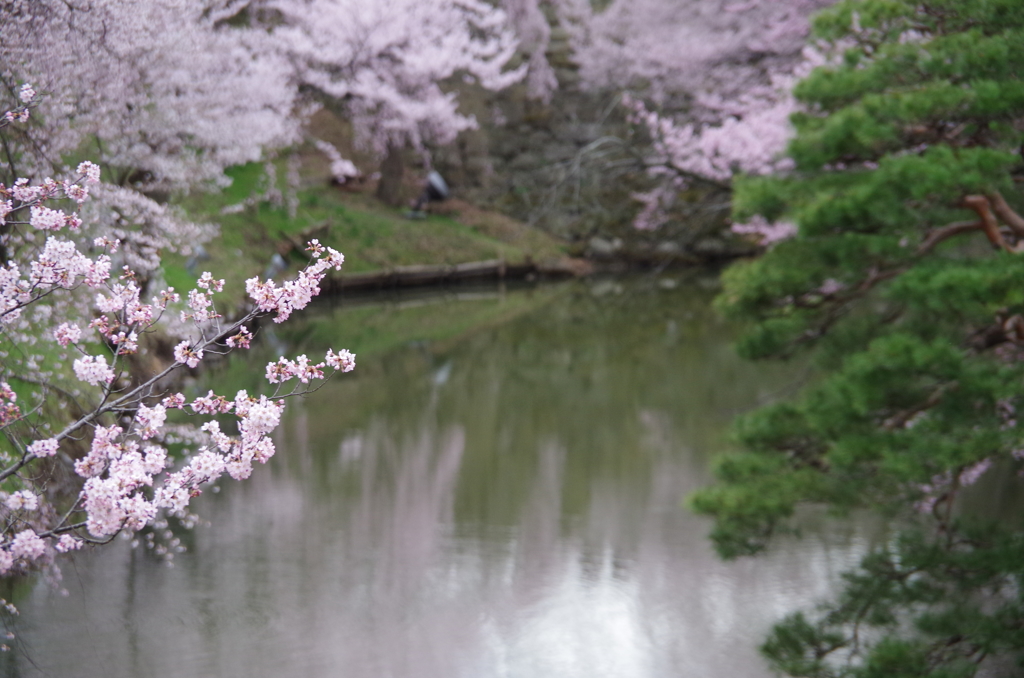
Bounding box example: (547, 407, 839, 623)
(5, 276, 873, 678)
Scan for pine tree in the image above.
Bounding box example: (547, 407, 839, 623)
(688, 1, 1024, 675)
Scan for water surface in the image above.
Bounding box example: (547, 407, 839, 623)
(6, 276, 873, 678)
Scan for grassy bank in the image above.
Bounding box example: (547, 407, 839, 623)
(162, 161, 567, 309)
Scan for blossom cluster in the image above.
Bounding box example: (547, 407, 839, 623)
(245, 240, 344, 323)
(1, 83, 37, 125)
(74, 391, 286, 538)
(266, 349, 356, 385)
(0, 383, 19, 427)
(1, 166, 109, 326)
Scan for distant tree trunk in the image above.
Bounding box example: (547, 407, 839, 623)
(375, 142, 405, 206)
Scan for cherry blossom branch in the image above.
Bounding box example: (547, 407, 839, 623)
(0, 164, 356, 574)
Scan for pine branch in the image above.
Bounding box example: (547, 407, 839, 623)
(988, 190, 1024, 237)
(917, 220, 983, 255)
(962, 195, 1012, 252)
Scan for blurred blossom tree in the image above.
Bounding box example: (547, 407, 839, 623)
(0, 0, 301, 275)
(684, 1, 1024, 675)
(496, 0, 836, 234)
(0, 0, 299, 191)
(258, 0, 525, 204)
(564, 0, 832, 99)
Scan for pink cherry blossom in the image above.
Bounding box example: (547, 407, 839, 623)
(55, 535, 83, 553)
(136, 405, 167, 440)
(196, 272, 225, 292)
(76, 161, 101, 184)
(241, 398, 283, 438)
(5, 491, 38, 512)
(173, 341, 204, 368)
(326, 348, 357, 373)
(226, 326, 253, 348)
(53, 322, 82, 347)
(73, 355, 116, 386)
(162, 393, 187, 409)
(0, 383, 18, 426)
(10, 531, 46, 562)
(29, 205, 69, 231)
(190, 391, 233, 415)
(27, 439, 59, 458)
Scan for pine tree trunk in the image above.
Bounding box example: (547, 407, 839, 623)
(375, 142, 405, 207)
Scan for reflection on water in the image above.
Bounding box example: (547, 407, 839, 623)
(6, 276, 875, 678)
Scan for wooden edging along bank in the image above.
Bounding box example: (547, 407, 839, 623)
(314, 245, 763, 295)
(319, 258, 593, 293)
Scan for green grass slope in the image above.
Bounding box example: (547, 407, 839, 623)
(162, 160, 566, 309)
